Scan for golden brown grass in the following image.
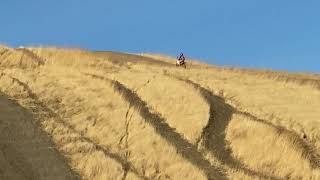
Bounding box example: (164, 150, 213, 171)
(0, 46, 319, 180)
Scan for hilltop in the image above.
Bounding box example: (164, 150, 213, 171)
(0, 46, 319, 180)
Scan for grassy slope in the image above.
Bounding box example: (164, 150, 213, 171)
(0, 46, 319, 180)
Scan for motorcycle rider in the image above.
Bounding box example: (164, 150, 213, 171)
(177, 53, 185, 62)
(175, 52, 186, 68)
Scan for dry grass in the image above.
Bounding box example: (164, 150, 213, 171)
(0, 47, 42, 69)
(0, 46, 319, 180)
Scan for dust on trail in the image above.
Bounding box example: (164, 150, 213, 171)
(0, 93, 78, 180)
(86, 73, 227, 180)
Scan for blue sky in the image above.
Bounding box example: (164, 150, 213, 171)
(1, 0, 320, 73)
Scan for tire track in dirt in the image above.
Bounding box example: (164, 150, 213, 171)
(119, 78, 155, 180)
(0, 73, 148, 180)
(172, 76, 282, 180)
(0, 143, 36, 180)
(172, 76, 320, 177)
(85, 73, 227, 180)
(0, 79, 78, 180)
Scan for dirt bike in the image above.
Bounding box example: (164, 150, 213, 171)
(176, 60, 186, 68)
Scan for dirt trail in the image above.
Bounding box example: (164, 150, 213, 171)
(173, 76, 320, 176)
(2, 47, 319, 179)
(0, 93, 78, 180)
(170, 77, 281, 180)
(1, 73, 148, 180)
(86, 73, 227, 180)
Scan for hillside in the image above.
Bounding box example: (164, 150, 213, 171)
(0, 45, 319, 180)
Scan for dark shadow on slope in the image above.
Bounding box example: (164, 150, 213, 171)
(86, 73, 227, 180)
(0, 92, 79, 180)
(178, 79, 282, 180)
(3, 74, 148, 180)
(174, 77, 320, 179)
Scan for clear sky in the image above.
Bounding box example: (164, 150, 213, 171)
(1, 0, 320, 73)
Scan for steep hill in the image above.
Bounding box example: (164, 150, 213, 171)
(0, 46, 319, 180)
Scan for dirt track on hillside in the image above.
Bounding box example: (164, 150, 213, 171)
(0, 93, 78, 180)
(1, 47, 319, 180)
